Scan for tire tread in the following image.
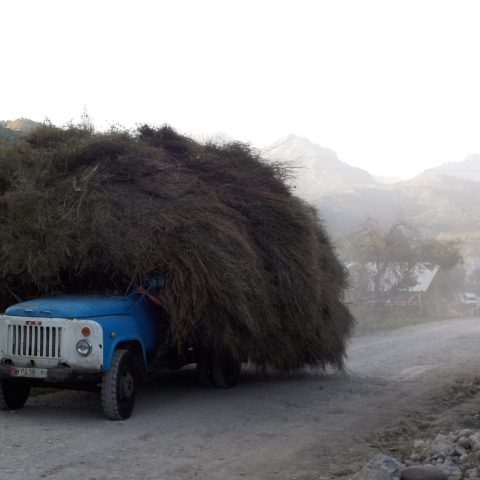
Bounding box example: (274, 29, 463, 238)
(101, 349, 136, 420)
(0, 380, 30, 410)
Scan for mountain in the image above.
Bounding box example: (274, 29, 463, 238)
(426, 155, 480, 182)
(397, 172, 480, 231)
(315, 171, 480, 239)
(1, 118, 41, 132)
(0, 125, 20, 143)
(263, 134, 375, 202)
(373, 174, 404, 185)
(0, 118, 42, 144)
(264, 135, 480, 242)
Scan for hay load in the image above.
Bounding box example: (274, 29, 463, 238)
(0, 123, 353, 372)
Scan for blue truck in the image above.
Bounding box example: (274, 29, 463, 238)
(0, 280, 241, 419)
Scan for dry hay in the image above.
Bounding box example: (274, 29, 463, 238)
(0, 123, 354, 371)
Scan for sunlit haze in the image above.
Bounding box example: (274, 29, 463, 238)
(2, 0, 480, 178)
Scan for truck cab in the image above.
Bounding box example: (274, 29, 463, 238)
(0, 284, 241, 419)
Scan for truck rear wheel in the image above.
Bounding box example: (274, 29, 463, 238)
(195, 350, 215, 387)
(211, 351, 241, 388)
(196, 349, 241, 388)
(0, 380, 31, 410)
(101, 349, 137, 420)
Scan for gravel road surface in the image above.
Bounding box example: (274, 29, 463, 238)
(1, 317, 480, 480)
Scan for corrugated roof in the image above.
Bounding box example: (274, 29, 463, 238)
(408, 265, 439, 292)
(345, 262, 439, 293)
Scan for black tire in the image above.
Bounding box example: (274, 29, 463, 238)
(195, 350, 215, 387)
(211, 351, 241, 388)
(101, 349, 137, 420)
(0, 380, 31, 410)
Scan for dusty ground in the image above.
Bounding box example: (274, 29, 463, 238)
(1, 317, 480, 480)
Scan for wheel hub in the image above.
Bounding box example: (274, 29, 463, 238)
(120, 369, 135, 399)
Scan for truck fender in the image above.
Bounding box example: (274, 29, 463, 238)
(103, 339, 147, 376)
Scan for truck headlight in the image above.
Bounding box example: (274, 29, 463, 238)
(76, 340, 92, 356)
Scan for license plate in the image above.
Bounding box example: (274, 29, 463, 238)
(11, 367, 47, 379)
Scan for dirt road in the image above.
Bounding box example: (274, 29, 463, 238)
(1, 318, 480, 480)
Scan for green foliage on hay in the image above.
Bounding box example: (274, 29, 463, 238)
(0, 123, 354, 371)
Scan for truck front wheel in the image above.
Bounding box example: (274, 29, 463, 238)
(0, 380, 30, 410)
(101, 349, 137, 420)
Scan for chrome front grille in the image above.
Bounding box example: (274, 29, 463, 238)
(7, 325, 62, 358)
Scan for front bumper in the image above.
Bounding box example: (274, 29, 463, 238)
(0, 364, 101, 384)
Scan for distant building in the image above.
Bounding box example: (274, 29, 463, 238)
(385, 265, 455, 316)
(347, 262, 466, 317)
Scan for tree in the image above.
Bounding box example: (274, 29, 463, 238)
(418, 238, 463, 270)
(347, 218, 420, 301)
(345, 218, 465, 319)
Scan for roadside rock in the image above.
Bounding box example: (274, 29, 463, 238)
(470, 432, 480, 451)
(351, 454, 404, 480)
(413, 440, 428, 449)
(453, 445, 466, 457)
(405, 429, 480, 479)
(400, 466, 447, 480)
(456, 436, 470, 449)
(434, 461, 462, 480)
(465, 468, 479, 478)
(354, 429, 480, 480)
(429, 434, 455, 457)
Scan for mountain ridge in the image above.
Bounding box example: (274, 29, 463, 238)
(263, 134, 376, 202)
(264, 134, 480, 245)
(0, 117, 42, 144)
(425, 154, 480, 183)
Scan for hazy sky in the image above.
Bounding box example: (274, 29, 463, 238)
(2, 0, 480, 178)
